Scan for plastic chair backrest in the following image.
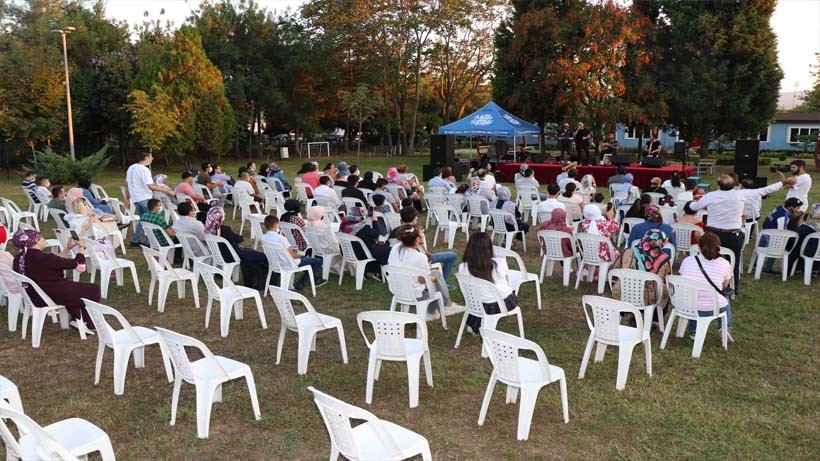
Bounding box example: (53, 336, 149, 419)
(336, 232, 373, 263)
(90, 184, 109, 200)
(493, 246, 527, 274)
(141, 222, 172, 251)
(801, 232, 820, 259)
(446, 194, 464, 210)
(743, 201, 760, 221)
(576, 233, 612, 263)
(194, 261, 230, 301)
(49, 209, 69, 230)
(1, 198, 23, 214)
(156, 327, 227, 383)
(260, 240, 297, 272)
(341, 197, 365, 211)
(9, 270, 58, 309)
(308, 386, 402, 460)
(646, 192, 664, 205)
(424, 193, 447, 208)
(0, 406, 80, 461)
(357, 310, 424, 358)
(313, 195, 337, 210)
(671, 223, 703, 251)
(385, 184, 407, 203)
(279, 221, 309, 252)
(666, 275, 719, 317)
(481, 328, 555, 384)
(582, 295, 641, 343)
(537, 230, 575, 259)
(456, 272, 510, 317)
(304, 227, 338, 258)
(203, 234, 241, 267)
(383, 264, 432, 303)
(268, 285, 323, 330)
(608, 268, 662, 307)
(489, 209, 516, 231)
(466, 196, 489, 217)
(176, 232, 209, 262)
(382, 212, 401, 232)
(757, 229, 799, 255)
(83, 299, 141, 348)
(296, 183, 313, 202)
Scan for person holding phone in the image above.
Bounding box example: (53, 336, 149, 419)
(11, 229, 100, 332)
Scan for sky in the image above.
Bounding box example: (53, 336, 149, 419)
(104, 0, 820, 93)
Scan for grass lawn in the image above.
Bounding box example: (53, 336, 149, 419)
(1, 154, 819, 460)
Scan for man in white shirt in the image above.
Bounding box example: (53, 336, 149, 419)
(689, 171, 791, 294)
(233, 171, 260, 203)
(558, 168, 581, 192)
(125, 151, 175, 247)
(260, 215, 326, 289)
(537, 184, 566, 215)
(786, 160, 811, 213)
(313, 176, 342, 209)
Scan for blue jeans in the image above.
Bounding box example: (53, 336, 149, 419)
(688, 303, 732, 332)
(295, 257, 323, 288)
(431, 251, 457, 284)
(131, 199, 150, 244)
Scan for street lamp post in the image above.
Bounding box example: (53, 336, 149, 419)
(51, 26, 76, 160)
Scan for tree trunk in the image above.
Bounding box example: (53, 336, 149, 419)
(344, 117, 350, 152)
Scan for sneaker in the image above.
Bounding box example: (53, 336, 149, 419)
(466, 325, 479, 336)
(315, 278, 328, 288)
(761, 269, 777, 275)
(425, 311, 441, 321)
(444, 303, 465, 316)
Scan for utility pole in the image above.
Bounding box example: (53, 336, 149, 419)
(51, 26, 76, 160)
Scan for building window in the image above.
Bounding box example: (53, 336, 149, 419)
(757, 126, 770, 143)
(624, 126, 652, 140)
(788, 126, 820, 143)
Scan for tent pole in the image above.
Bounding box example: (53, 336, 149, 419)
(513, 135, 516, 162)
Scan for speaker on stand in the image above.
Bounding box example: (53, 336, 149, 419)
(734, 139, 760, 180)
(674, 141, 689, 177)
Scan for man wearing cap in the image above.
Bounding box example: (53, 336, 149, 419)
(689, 172, 792, 294)
(758, 197, 804, 274)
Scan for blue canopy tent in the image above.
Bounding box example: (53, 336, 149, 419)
(438, 101, 541, 161)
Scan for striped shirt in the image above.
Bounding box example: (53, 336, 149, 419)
(678, 255, 731, 310)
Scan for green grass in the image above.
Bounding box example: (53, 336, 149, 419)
(1, 155, 819, 460)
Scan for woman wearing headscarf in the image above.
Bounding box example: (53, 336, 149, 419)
(579, 174, 597, 202)
(387, 167, 423, 210)
(204, 206, 268, 291)
(614, 173, 640, 206)
(305, 205, 340, 256)
(280, 199, 308, 252)
(340, 205, 390, 278)
(626, 205, 677, 261)
(12, 229, 101, 331)
(153, 174, 171, 191)
(536, 208, 574, 257)
(490, 186, 529, 246)
(581, 204, 619, 262)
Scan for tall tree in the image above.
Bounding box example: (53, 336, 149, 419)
(661, 0, 782, 152)
(792, 54, 820, 113)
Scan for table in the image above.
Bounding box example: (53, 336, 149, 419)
(497, 163, 694, 189)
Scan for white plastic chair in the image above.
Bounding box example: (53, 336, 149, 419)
(579, 295, 652, 390)
(194, 183, 220, 206)
(742, 201, 761, 245)
(25, 187, 49, 221)
(385, 184, 408, 206)
(608, 269, 664, 333)
(646, 192, 665, 206)
(156, 327, 261, 439)
(263, 188, 286, 215)
(748, 229, 799, 281)
(0, 375, 23, 412)
(49, 208, 69, 231)
(382, 212, 401, 234)
(336, 232, 376, 291)
(7, 269, 78, 348)
(660, 275, 728, 358)
(478, 328, 569, 440)
(83, 299, 172, 395)
(203, 234, 241, 282)
(0, 406, 116, 461)
(259, 240, 316, 297)
(659, 206, 677, 225)
(575, 233, 617, 294)
(671, 222, 703, 261)
(791, 232, 820, 285)
(295, 182, 316, 208)
(466, 195, 490, 231)
(494, 246, 541, 310)
(431, 205, 467, 250)
(383, 265, 446, 329)
(516, 186, 541, 226)
(85, 241, 140, 298)
(1, 198, 38, 232)
(142, 246, 200, 313)
(0, 264, 23, 333)
(175, 231, 212, 279)
(489, 209, 526, 251)
(308, 386, 432, 461)
(454, 272, 524, 356)
(342, 196, 366, 211)
(617, 217, 644, 248)
(690, 244, 736, 294)
(279, 221, 311, 257)
(537, 230, 577, 286)
(304, 227, 342, 281)
(357, 311, 432, 408)
(141, 222, 182, 265)
(268, 286, 347, 375)
(237, 198, 265, 237)
(196, 262, 267, 338)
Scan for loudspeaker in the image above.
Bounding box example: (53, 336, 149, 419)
(754, 176, 768, 188)
(495, 140, 507, 157)
(422, 164, 437, 182)
(641, 157, 665, 168)
(734, 139, 760, 179)
(430, 135, 455, 166)
(611, 155, 632, 167)
(674, 142, 688, 162)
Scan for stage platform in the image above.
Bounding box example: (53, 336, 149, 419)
(497, 162, 694, 189)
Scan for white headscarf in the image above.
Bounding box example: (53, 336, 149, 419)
(582, 204, 605, 235)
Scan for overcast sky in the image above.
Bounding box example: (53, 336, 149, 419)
(104, 0, 820, 92)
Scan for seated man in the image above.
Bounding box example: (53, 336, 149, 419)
(140, 198, 176, 246)
(268, 162, 291, 192)
(36, 177, 53, 202)
(358, 171, 378, 191)
(172, 202, 206, 251)
(341, 174, 367, 204)
(372, 194, 393, 214)
(537, 183, 566, 215)
(233, 171, 263, 203)
(643, 177, 668, 196)
(599, 133, 619, 157)
(261, 215, 327, 290)
(608, 165, 627, 186)
(47, 186, 67, 212)
(21, 171, 39, 204)
(313, 175, 342, 209)
(558, 168, 581, 193)
(643, 135, 663, 157)
(428, 166, 456, 193)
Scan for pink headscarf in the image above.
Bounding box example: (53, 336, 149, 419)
(306, 206, 328, 232)
(65, 187, 84, 211)
(204, 206, 225, 235)
(387, 167, 402, 185)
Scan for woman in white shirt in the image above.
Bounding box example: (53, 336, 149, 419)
(457, 232, 516, 335)
(387, 224, 463, 320)
(677, 232, 733, 341)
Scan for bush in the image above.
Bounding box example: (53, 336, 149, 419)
(28, 146, 111, 185)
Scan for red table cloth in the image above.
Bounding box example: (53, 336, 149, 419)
(497, 163, 694, 189)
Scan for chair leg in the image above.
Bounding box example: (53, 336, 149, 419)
(615, 344, 636, 390)
(692, 319, 710, 359)
(7, 295, 21, 332)
(113, 348, 131, 395)
(220, 297, 233, 338)
(336, 325, 348, 364)
(365, 351, 378, 404)
(130, 265, 141, 293)
(453, 312, 468, 349)
(170, 377, 182, 426)
(195, 383, 218, 438)
(594, 343, 607, 363)
(157, 280, 170, 313)
(297, 331, 314, 375)
(805, 258, 812, 286)
(559, 377, 569, 423)
(31, 309, 47, 348)
(406, 356, 421, 408)
(94, 345, 106, 385)
(516, 385, 539, 440)
(477, 374, 497, 426)
(423, 350, 433, 387)
(534, 280, 542, 310)
(157, 341, 174, 382)
(578, 334, 595, 379)
(644, 339, 652, 377)
(276, 326, 287, 365)
(244, 372, 262, 420)
(190, 279, 200, 309)
(354, 264, 366, 291)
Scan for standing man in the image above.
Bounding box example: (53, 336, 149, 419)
(573, 122, 593, 165)
(689, 172, 792, 295)
(786, 160, 811, 213)
(557, 122, 574, 161)
(125, 152, 175, 247)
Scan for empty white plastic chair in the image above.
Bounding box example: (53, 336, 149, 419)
(0, 405, 116, 461)
(308, 386, 432, 461)
(268, 286, 347, 375)
(575, 233, 617, 294)
(237, 197, 265, 236)
(536, 229, 577, 286)
(0, 374, 23, 412)
(660, 275, 728, 358)
(516, 186, 541, 226)
(431, 205, 467, 249)
(175, 231, 212, 278)
(84, 241, 140, 298)
(83, 299, 172, 395)
(494, 246, 541, 310)
(385, 184, 408, 206)
(1, 198, 38, 232)
(196, 262, 267, 338)
(608, 268, 664, 332)
(203, 234, 241, 282)
(489, 209, 526, 251)
(156, 327, 261, 439)
(748, 229, 799, 281)
(383, 265, 446, 329)
(142, 246, 200, 313)
(478, 328, 568, 440)
(454, 272, 524, 356)
(791, 231, 820, 285)
(579, 296, 652, 390)
(466, 195, 490, 231)
(336, 232, 377, 291)
(357, 311, 433, 408)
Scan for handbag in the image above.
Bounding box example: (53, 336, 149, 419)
(694, 255, 734, 298)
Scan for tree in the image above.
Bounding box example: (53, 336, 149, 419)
(338, 83, 382, 153)
(660, 0, 783, 153)
(793, 53, 820, 113)
(125, 87, 179, 153)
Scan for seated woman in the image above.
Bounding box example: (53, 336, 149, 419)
(557, 183, 585, 220)
(387, 167, 423, 211)
(490, 186, 530, 246)
(67, 197, 120, 250)
(204, 206, 269, 291)
(581, 204, 620, 264)
(175, 170, 211, 222)
(305, 206, 341, 256)
(578, 174, 597, 203)
(280, 199, 309, 253)
(625, 194, 652, 219)
(678, 232, 733, 342)
(676, 200, 706, 244)
(341, 205, 390, 279)
(153, 174, 172, 192)
(77, 180, 112, 214)
(537, 208, 574, 258)
(627, 205, 677, 249)
(12, 229, 101, 331)
(457, 232, 516, 336)
(388, 224, 464, 320)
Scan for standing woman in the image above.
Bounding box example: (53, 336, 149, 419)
(204, 206, 269, 291)
(12, 229, 101, 331)
(457, 232, 516, 336)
